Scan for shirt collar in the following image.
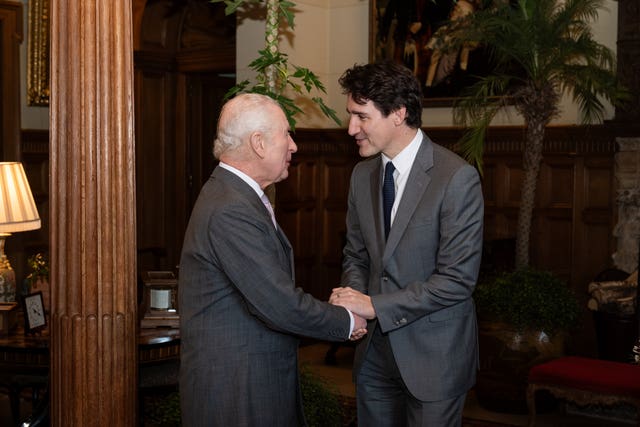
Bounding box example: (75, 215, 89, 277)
(381, 130, 422, 175)
(219, 162, 266, 199)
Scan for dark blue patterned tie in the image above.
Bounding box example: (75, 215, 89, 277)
(383, 162, 395, 239)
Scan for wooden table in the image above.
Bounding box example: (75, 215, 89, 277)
(0, 322, 180, 424)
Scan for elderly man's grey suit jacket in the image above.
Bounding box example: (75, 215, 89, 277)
(179, 166, 351, 426)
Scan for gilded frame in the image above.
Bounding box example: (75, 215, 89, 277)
(27, 0, 50, 106)
(370, 0, 492, 107)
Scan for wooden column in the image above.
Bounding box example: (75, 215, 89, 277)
(50, 0, 137, 425)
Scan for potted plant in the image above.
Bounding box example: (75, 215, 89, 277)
(23, 253, 50, 313)
(473, 267, 580, 413)
(442, 0, 628, 268)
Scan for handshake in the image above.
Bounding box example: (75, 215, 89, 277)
(329, 286, 374, 341)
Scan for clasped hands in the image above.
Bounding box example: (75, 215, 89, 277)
(329, 286, 375, 341)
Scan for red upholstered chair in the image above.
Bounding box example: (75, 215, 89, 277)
(527, 356, 640, 426)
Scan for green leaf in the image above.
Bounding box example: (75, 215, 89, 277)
(313, 97, 341, 127)
(213, 0, 339, 129)
(209, 0, 247, 15)
(280, 1, 297, 29)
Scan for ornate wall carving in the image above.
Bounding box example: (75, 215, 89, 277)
(613, 137, 640, 272)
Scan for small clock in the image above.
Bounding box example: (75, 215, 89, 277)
(22, 291, 47, 333)
(140, 271, 179, 329)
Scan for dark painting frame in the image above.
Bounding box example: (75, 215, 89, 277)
(370, 0, 491, 107)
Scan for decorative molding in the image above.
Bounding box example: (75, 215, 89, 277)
(612, 136, 640, 272)
(293, 125, 617, 157)
(616, 137, 640, 152)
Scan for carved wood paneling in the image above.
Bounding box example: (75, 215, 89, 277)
(276, 130, 359, 300)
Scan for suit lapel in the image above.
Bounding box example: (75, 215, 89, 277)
(383, 134, 433, 262)
(217, 167, 296, 279)
(276, 226, 295, 277)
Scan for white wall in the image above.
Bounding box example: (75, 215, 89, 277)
(19, 0, 49, 130)
(237, 0, 619, 129)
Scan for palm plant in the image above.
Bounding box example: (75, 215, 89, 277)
(211, 0, 340, 129)
(449, 0, 628, 268)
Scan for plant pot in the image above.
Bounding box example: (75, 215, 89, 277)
(475, 320, 565, 414)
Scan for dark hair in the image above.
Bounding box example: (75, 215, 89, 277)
(338, 61, 423, 128)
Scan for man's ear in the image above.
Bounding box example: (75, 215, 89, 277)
(249, 131, 266, 158)
(392, 107, 407, 126)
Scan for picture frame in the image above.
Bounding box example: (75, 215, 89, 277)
(27, 0, 50, 106)
(22, 292, 47, 333)
(370, 0, 493, 107)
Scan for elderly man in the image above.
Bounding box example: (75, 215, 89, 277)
(179, 93, 366, 427)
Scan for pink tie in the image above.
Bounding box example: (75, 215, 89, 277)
(261, 193, 277, 228)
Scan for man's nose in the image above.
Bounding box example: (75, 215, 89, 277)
(347, 117, 359, 136)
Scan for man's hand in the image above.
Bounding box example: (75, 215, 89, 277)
(330, 287, 376, 320)
(350, 314, 368, 341)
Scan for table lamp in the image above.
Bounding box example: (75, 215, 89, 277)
(0, 162, 41, 302)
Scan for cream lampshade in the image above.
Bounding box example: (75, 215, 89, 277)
(0, 162, 41, 302)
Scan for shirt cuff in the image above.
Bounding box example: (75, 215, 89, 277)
(346, 308, 355, 337)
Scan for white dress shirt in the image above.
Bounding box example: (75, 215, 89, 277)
(381, 130, 422, 227)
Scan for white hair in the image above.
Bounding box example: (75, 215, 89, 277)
(213, 93, 283, 159)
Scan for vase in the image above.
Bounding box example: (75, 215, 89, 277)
(0, 266, 16, 302)
(475, 320, 565, 413)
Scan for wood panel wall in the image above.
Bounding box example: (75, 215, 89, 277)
(281, 126, 617, 306)
(0, 1, 22, 161)
(276, 130, 361, 301)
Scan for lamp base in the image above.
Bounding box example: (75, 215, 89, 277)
(0, 265, 16, 303)
(0, 234, 16, 302)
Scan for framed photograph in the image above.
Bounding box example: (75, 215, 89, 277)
(22, 292, 47, 332)
(370, 0, 493, 106)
